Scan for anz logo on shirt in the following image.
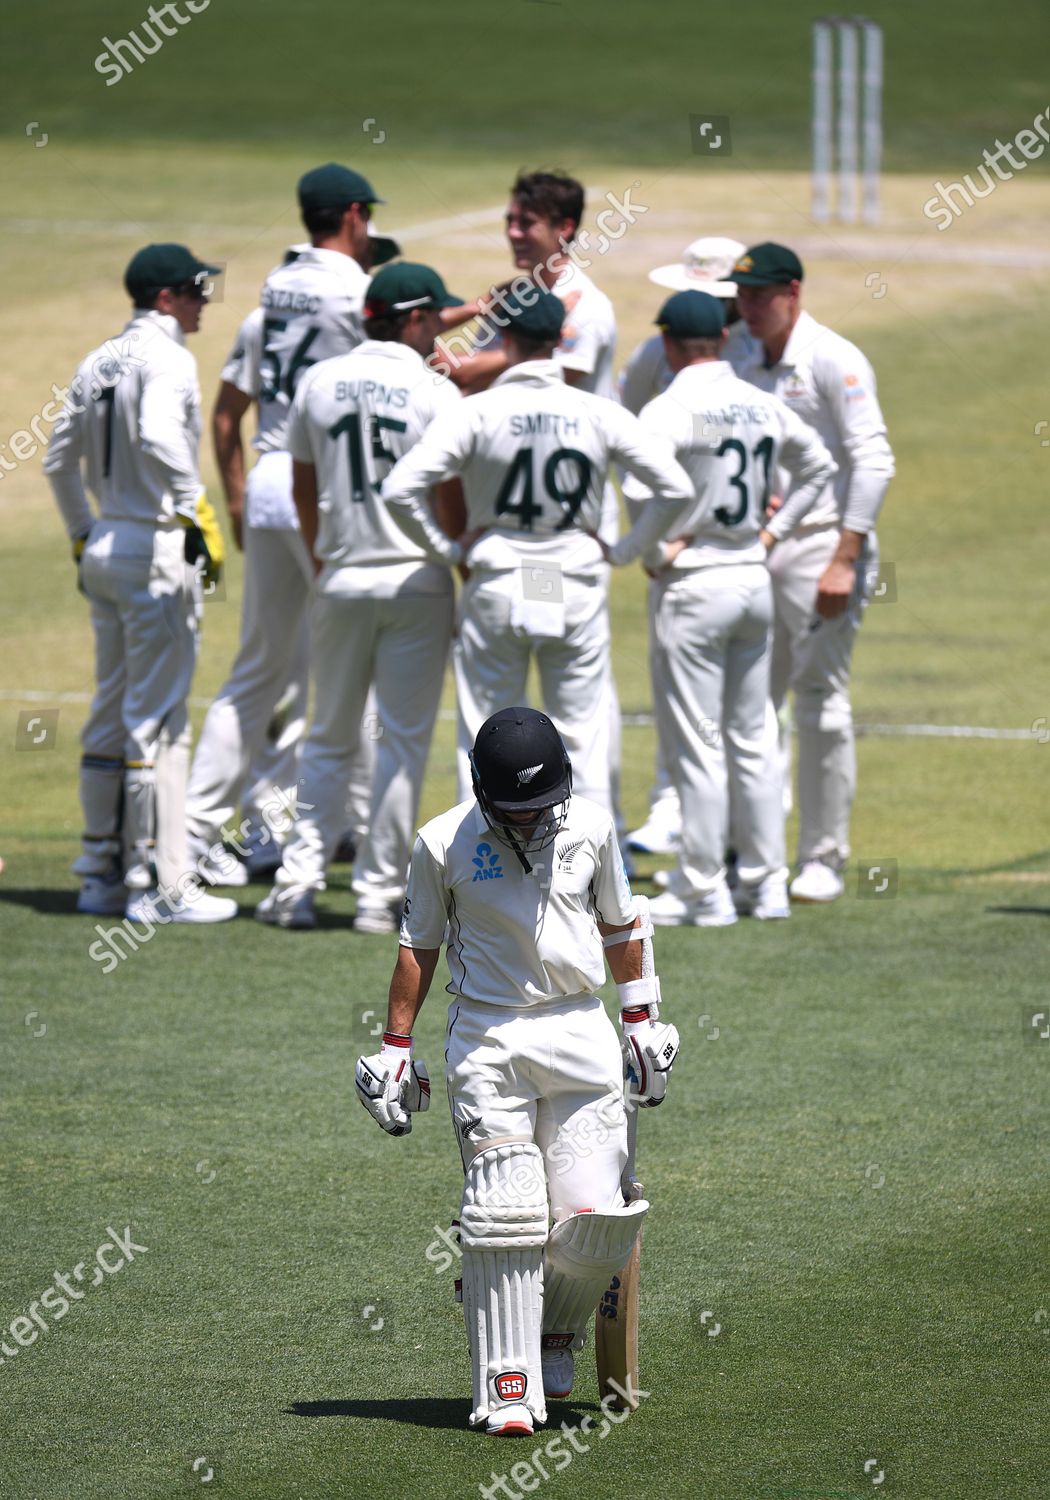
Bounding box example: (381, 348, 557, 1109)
(471, 843, 503, 882)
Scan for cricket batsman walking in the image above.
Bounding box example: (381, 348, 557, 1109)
(356, 707, 680, 1435)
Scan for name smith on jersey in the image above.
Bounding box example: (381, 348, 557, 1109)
(509, 413, 581, 438)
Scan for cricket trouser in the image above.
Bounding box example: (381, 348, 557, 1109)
(445, 994, 627, 1221)
(646, 575, 682, 821)
(652, 561, 786, 895)
(79, 521, 197, 892)
(277, 563, 453, 905)
(767, 525, 877, 870)
(453, 567, 613, 813)
(186, 505, 313, 845)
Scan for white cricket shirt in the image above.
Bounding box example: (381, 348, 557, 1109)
(734, 309, 894, 533)
(286, 340, 461, 584)
(401, 793, 636, 1007)
(220, 307, 262, 399)
(618, 322, 754, 415)
(45, 310, 201, 535)
(621, 361, 836, 570)
(382, 359, 693, 578)
(255, 246, 370, 455)
(551, 261, 617, 400)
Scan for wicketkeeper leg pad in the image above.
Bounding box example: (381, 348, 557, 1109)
(459, 1142, 549, 1427)
(542, 1200, 649, 1343)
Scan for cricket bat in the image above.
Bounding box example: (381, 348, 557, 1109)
(594, 1101, 642, 1410)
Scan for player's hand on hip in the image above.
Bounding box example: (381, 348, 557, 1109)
(620, 1011, 681, 1108)
(815, 556, 856, 618)
(355, 1032, 430, 1136)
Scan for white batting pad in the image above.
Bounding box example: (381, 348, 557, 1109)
(542, 1200, 649, 1342)
(459, 1143, 549, 1427)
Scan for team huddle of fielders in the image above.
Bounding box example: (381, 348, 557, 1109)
(46, 160, 893, 1435)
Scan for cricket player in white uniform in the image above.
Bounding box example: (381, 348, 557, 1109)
(185, 165, 378, 879)
(618, 237, 750, 860)
(381, 287, 693, 814)
(205, 226, 402, 878)
(44, 243, 235, 923)
(728, 244, 895, 902)
(255, 264, 465, 932)
(617, 292, 836, 925)
(355, 708, 680, 1435)
(435, 172, 628, 839)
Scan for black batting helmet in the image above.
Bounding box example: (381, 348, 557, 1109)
(469, 707, 572, 861)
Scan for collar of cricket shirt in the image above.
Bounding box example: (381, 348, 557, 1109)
(492, 358, 564, 388)
(297, 245, 367, 277)
(673, 360, 735, 385)
(127, 308, 185, 346)
(774, 308, 820, 370)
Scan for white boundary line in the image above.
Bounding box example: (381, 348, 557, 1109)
(2, 214, 1049, 269)
(0, 690, 1040, 741)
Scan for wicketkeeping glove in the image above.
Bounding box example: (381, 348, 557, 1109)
(620, 1003, 680, 1108)
(179, 492, 224, 590)
(355, 1031, 431, 1137)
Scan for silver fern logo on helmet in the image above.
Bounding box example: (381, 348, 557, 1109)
(516, 764, 544, 786)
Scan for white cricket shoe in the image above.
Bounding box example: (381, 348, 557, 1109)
(485, 1403, 534, 1437)
(789, 861, 844, 904)
(188, 837, 249, 888)
(541, 1345, 574, 1399)
(625, 803, 682, 855)
(76, 874, 127, 915)
(650, 882, 737, 928)
(126, 888, 238, 924)
(254, 887, 316, 930)
(735, 875, 791, 920)
(354, 902, 399, 935)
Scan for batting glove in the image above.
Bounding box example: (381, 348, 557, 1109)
(620, 1005, 680, 1108)
(355, 1032, 431, 1137)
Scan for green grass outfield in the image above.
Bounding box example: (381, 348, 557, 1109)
(3, 1, 1050, 1494)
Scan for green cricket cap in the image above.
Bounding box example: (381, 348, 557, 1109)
(365, 262, 464, 316)
(297, 163, 384, 213)
(655, 290, 726, 339)
(367, 224, 400, 268)
(499, 285, 565, 343)
(124, 243, 221, 305)
(725, 242, 804, 286)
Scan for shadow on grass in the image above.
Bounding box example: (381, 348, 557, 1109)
(985, 905, 1050, 917)
(0, 886, 83, 915)
(284, 1397, 599, 1430)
